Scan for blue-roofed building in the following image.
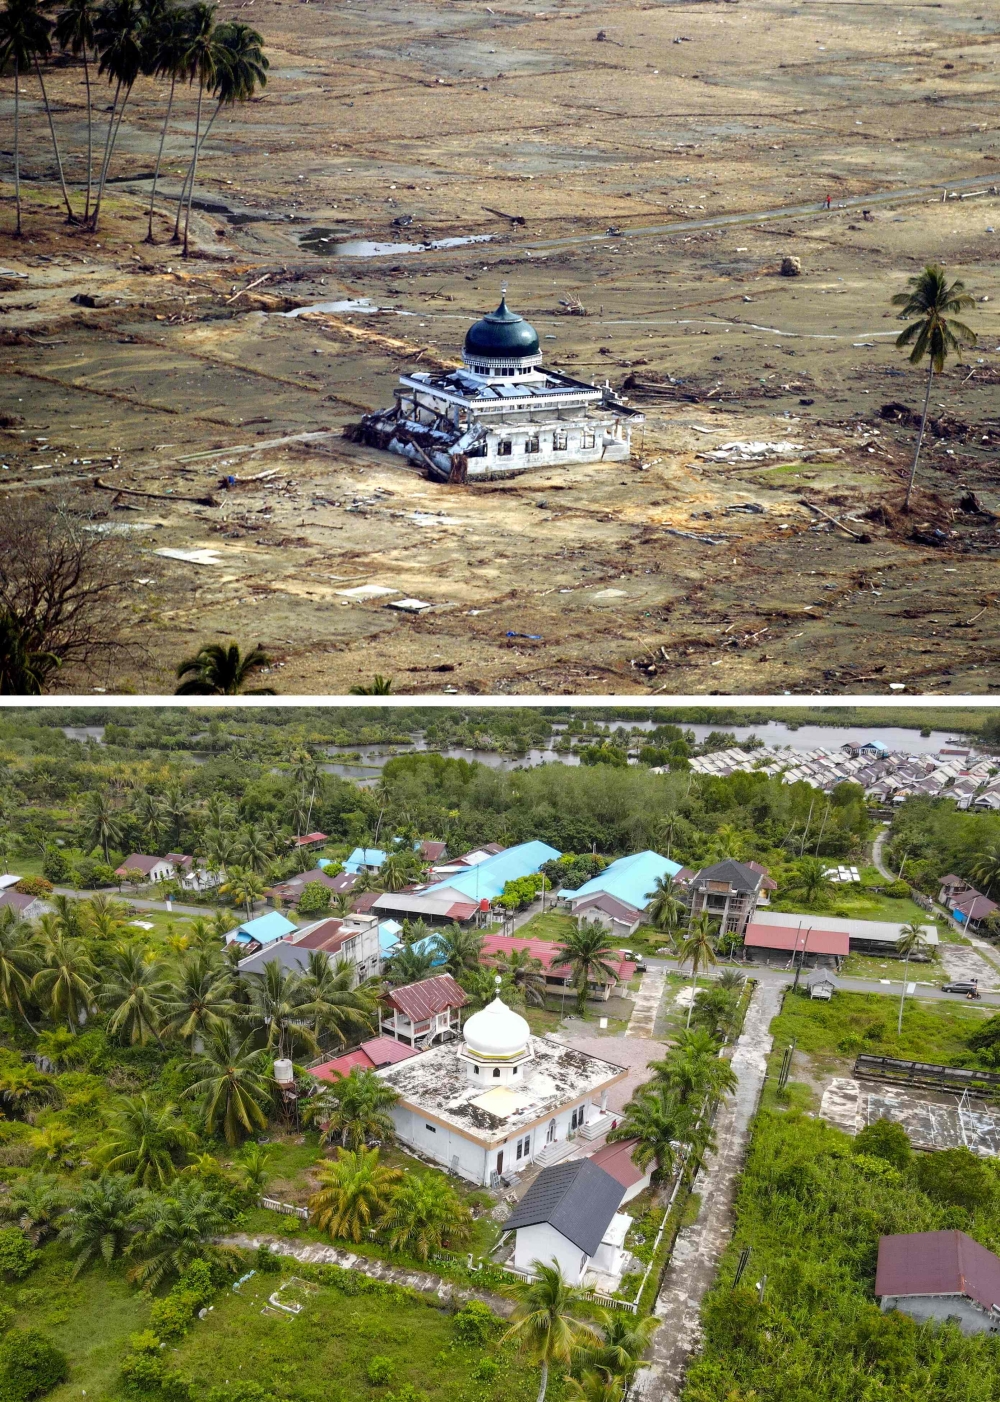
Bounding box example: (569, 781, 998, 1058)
(224, 911, 297, 946)
(559, 851, 682, 935)
(344, 847, 387, 875)
(423, 839, 561, 904)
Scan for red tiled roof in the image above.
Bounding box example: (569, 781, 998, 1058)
(588, 1137, 649, 1189)
(383, 973, 468, 1023)
(293, 832, 328, 847)
(312, 1049, 376, 1082)
(361, 1036, 419, 1067)
(419, 841, 448, 861)
(480, 933, 630, 984)
(876, 1231, 1000, 1312)
(115, 854, 164, 875)
(744, 922, 850, 957)
(292, 919, 345, 950)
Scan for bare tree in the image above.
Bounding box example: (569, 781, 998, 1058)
(0, 495, 143, 693)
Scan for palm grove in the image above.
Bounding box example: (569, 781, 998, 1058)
(0, 0, 268, 252)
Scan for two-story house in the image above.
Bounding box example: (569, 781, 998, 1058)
(380, 974, 468, 1049)
(687, 858, 766, 936)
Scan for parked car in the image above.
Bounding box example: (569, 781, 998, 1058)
(942, 980, 981, 999)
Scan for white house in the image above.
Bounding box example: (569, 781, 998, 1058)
(237, 914, 383, 986)
(505, 1158, 632, 1289)
(353, 297, 643, 481)
(115, 854, 175, 884)
(165, 854, 220, 893)
(378, 992, 626, 1186)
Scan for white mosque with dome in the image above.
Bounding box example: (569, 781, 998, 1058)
(377, 983, 627, 1186)
(352, 296, 643, 482)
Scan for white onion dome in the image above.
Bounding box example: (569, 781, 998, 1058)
(462, 996, 531, 1061)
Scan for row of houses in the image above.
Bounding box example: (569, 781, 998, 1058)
(678, 740, 997, 808)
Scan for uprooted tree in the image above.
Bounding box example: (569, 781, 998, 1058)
(0, 495, 141, 694)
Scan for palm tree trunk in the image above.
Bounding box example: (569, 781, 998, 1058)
(687, 955, 697, 1029)
(13, 57, 22, 237)
(33, 58, 75, 222)
(88, 78, 121, 231)
(82, 51, 93, 223)
(146, 74, 177, 243)
(535, 1361, 549, 1402)
(897, 953, 910, 1035)
(172, 99, 221, 241)
(182, 79, 205, 257)
(904, 357, 935, 510)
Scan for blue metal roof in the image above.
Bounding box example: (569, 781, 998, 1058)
(424, 840, 560, 903)
(560, 850, 682, 911)
(344, 847, 387, 873)
(229, 911, 297, 945)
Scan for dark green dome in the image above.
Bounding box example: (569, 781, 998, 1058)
(464, 297, 540, 359)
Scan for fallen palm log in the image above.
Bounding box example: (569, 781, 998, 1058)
(95, 476, 220, 507)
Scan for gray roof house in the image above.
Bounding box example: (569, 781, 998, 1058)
(505, 1159, 631, 1287)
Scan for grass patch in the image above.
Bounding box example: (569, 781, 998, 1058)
(769, 987, 994, 1071)
(169, 1269, 542, 1402)
(511, 911, 576, 942)
(770, 890, 934, 926)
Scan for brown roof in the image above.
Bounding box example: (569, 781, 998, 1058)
(165, 853, 195, 870)
(419, 841, 448, 861)
(267, 868, 343, 898)
(384, 973, 468, 1023)
(292, 919, 345, 950)
(352, 891, 381, 914)
(0, 891, 38, 915)
(877, 1231, 1000, 1312)
(588, 1137, 649, 1189)
(115, 854, 166, 875)
(955, 893, 998, 921)
(572, 892, 641, 923)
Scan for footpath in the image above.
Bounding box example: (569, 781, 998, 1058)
(634, 981, 783, 1402)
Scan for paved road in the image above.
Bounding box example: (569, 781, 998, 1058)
(647, 956, 1000, 1007)
(635, 982, 783, 1402)
(872, 825, 894, 883)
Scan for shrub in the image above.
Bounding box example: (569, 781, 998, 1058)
(127, 1332, 161, 1356)
(452, 1300, 498, 1344)
(915, 1146, 995, 1211)
(12, 878, 51, 898)
(149, 1291, 200, 1341)
(853, 1119, 911, 1170)
(176, 1258, 217, 1307)
(205, 1384, 278, 1402)
(160, 1369, 193, 1402)
(254, 1244, 283, 1274)
(0, 1232, 39, 1282)
(0, 1329, 69, 1401)
(883, 880, 910, 898)
(384, 1389, 428, 1402)
(297, 882, 331, 915)
(472, 1359, 499, 1382)
(40, 849, 69, 883)
(0, 1307, 14, 1337)
(367, 1357, 395, 1385)
(121, 1352, 166, 1393)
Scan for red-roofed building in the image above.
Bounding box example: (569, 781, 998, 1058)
(292, 832, 328, 849)
(381, 974, 468, 1049)
(310, 1036, 420, 1085)
(877, 1230, 1000, 1334)
(743, 922, 850, 959)
(480, 934, 632, 1001)
(587, 1137, 653, 1203)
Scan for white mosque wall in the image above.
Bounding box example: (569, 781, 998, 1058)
(390, 1105, 491, 1185)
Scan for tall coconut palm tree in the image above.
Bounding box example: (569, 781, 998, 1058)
(503, 1261, 600, 1402)
(32, 932, 95, 1031)
(59, 1172, 146, 1275)
(971, 844, 1000, 898)
(299, 951, 378, 1046)
(580, 1309, 659, 1383)
(308, 1146, 401, 1244)
(645, 874, 685, 946)
(81, 788, 122, 863)
(650, 1027, 738, 1104)
(305, 1065, 399, 1150)
(185, 1026, 272, 1144)
(53, 0, 100, 221)
(160, 950, 234, 1047)
(133, 789, 167, 850)
(142, 1, 190, 241)
(97, 944, 169, 1046)
(892, 265, 977, 509)
(175, 641, 275, 695)
(244, 960, 316, 1060)
(0, 0, 53, 234)
(234, 825, 272, 877)
(895, 920, 931, 1034)
(97, 1093, 196, 1187)
(89, 0, 145, 231)
(789, 856, 832, 908)
(386, 944, 436, 987)
(676, 915, 718, 1029)
(0, 908, 41, 1029)
(220, 865, 263, 919)
(555, 920, 621, 1016)
(174, 1, 221, 256)
(381, 1171, 470, 1262)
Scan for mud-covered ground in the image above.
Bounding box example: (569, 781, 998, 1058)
(1, 0, 999, 694)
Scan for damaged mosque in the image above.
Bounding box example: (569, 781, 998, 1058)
(349, 295, 643, 482)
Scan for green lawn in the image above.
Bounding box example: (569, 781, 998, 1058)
(840, 952, 941, 980)
(0, 1246, 151, 1402)
(770, 890, 935, 927)
(511, 910, 576, 942)
(769, 987, 995, 1071)
(169, 1270, 541, 1402)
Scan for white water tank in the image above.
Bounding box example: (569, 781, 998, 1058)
(273, 1059, 295, 1086)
